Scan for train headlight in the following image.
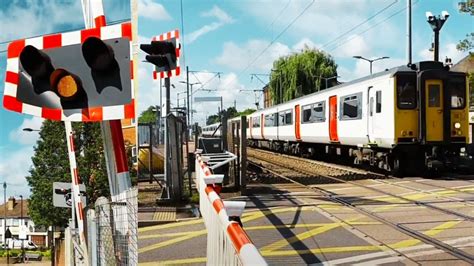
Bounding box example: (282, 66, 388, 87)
(454, 122, 461, 129)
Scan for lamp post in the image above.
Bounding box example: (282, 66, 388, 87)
(352, 56, 390, 75)
(3, 182, 5, 246)
(425, 11, 449, 62)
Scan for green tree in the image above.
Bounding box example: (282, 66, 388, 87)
(138, 106, 158, 123)
(457, 33, 474, 54)
(26, 120, 70, 227)
(238, 108, 256, 116)
(76, 122, 110, 201)
(26, 121, 110, 227)
(269, 46, 337, 104)
(206, 115, 220, 125)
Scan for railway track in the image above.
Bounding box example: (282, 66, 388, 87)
(247, 148, 474, 264)
(248, 148, 474, 218)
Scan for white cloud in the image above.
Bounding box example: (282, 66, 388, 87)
(214, 39, 291, 71)
(9, 117, 44, 145)
(202, 5, 234, 24)
(138, 0, 171, 21)
(187, 6, 234, 44)
(0, 0, 83, 46)
(0, 146, 33, 198)
(292, 38, 319, 51)
(418, 42, 466, 63)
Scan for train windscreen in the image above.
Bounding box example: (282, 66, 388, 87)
(396, 73, 417, 109)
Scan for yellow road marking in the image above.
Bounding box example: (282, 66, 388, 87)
(261, 245, 382, 256)
(139, 231, 206, 254)
(139, 257, 207, 265)
(139, 221, 381, 240)
(389, 220, 462, 249)
(261, 218, 362, 252)
(138, 218, 203, 233)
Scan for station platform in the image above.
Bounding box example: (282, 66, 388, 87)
(138, 178, 474, 265)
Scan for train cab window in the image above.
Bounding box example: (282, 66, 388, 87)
(340, 92, 362, 120)
(302, 101, 325, 123)
(376, 91, 382, 113)
(428, 85, 441, 107)
(396, 73, 417, 109)
(448, 77, 466, 109)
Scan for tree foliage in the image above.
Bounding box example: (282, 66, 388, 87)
(457, 32, 474, 54)
(205, 107, 256, 125)
(138, 106, 158, 123)
(26, 121, 109, 227)
(269, 47, 338, 104)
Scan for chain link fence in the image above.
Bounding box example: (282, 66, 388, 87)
(88, 187, 138, 265)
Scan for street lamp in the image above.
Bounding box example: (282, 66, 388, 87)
(353, 56, 390, 75)
(425, 11, 449, 62)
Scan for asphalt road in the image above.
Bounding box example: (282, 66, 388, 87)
(138, 177, 474, 265)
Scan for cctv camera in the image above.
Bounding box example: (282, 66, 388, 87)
(441, 11, 449, 19)
(425, 11, 434, 20)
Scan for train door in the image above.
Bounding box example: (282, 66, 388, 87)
(261, 113, 265, 139)
(295, 105, 301, 141)
(329, 95, 339, 142)
(425, 80, 444, 142)
(367, 86, 375, 142)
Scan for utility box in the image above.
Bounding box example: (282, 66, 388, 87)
(198, 138, 223, 153)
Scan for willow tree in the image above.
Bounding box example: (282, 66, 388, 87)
(269, 47, 338, 104)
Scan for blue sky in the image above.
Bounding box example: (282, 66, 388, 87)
(0, 0, 472, 199)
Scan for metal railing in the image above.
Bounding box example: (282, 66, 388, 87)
(195, 152, 267, 266)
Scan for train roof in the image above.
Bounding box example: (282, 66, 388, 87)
(247, 61, 456, 117)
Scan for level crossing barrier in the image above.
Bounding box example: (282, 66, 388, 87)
(195, 151, 267, 266)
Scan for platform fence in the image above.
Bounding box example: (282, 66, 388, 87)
(195, 152, 267, 266)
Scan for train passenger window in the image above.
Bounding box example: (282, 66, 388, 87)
(253, 116, 260, 127)
(376, 91, 382, 113)
(279, 112, 285, 125)
(340, 92, 362, 120)
(265, 113, 278, 127)
(449, 77, 466, 109)
(285, 110, 292, 125)
(396, 73, 417, 109)
(302, 101, 325, 123)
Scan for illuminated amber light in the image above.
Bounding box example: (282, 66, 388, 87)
(57, 75, 78, 98)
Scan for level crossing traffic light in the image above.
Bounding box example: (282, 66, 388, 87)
(140, 29, 181, 79)
(3, 22, 135, 121)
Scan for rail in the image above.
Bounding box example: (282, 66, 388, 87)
(195, 151, 267, 266)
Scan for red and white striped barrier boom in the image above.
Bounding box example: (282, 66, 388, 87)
(64, 121, 89, 264)
(195, 152, 267, 266)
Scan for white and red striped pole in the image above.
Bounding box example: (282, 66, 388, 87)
(64, 121, 89, 264)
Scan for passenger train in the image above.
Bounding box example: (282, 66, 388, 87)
(202, 61, 469, 175)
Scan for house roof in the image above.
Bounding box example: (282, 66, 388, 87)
(0, 199, 30, 218)
(451, 55, 474, 73)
